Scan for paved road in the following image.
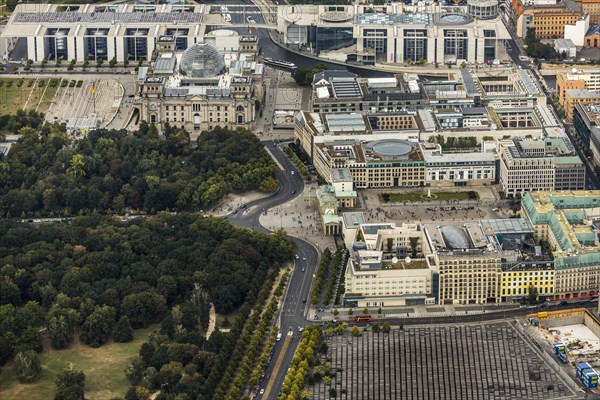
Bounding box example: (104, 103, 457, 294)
(225, 141, 318, 399)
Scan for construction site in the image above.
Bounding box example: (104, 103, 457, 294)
(529, 308, 600, 391)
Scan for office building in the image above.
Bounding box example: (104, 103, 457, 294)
(512, 0, 582, 39)
(557, 70, 600, 112)
(521, 191, 600, 300)
(499, 138, 586, 197)
(421, 143, 497, 187)
(278, 4, 510, 66)
(313, 138, 426, 189)
(424, 223, 502, 305)
(585, 24, 600, 47)
(573, 102, 600, 149)
(564, 89, 600, 120)
(344, 223, 435, 307)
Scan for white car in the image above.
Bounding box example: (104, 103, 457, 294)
(247, 16, 256, 24)
(259, 389, 265, 395)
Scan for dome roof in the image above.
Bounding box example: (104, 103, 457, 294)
(179, 43, 225, 78)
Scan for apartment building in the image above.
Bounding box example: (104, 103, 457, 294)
(573, 102, 600, 150)
(579, 0, 600, 24)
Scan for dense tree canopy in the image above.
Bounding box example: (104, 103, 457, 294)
(0, 124, 277, 216)
(0, 214, 295, 365)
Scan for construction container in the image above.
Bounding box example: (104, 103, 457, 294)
(581, 369, 599, 389)
(537, 311, 549, 318)
(554, 343, 567, 362)
(576, 362, 593, 378)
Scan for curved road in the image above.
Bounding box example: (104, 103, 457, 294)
(226, 141, 319, 398)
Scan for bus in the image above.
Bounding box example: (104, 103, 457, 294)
(354, 315, 372, 323)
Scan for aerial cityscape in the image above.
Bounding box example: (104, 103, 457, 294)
(0, 0, 599, 399)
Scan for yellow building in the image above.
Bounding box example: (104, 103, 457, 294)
(533, 12, 581, 39)
(579, 0, 600, 24)
(501, 268, 555, 300)
(556, 72, 586, 108)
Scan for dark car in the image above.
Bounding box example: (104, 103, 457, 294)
(302, 298, 307, 303)
(559, 301, 568, 306)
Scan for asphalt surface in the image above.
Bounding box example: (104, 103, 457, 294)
(225, 141, 318, 399)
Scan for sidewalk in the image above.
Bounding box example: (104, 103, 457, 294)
(310, 303, 528, 322)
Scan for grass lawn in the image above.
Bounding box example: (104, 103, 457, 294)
(0, 326, 155, 400)
(0, 78, 35, 115)
(23, 78, 60, 114)
(380, 191, 478, 203)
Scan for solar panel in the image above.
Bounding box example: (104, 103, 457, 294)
(332, 78, 361, 99)
(517, 69, 539, 95)
(14, 11, 204, 24)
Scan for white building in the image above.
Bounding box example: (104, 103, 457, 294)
(554, 38, 577, 59)
(421, 143, 496, 187)
(344, 222, 436, 307)
(564, 14, 590, 47)
(2, 3, 211, 62)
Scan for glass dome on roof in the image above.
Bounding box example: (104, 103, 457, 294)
(440, 226, 472, 249)
(179, 43, 225, 78)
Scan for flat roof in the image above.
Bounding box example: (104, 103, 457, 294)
(342, 212, 365, 229)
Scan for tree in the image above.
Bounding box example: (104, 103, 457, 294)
(80, 305, 116, 347)
(15, 350, 42, 383)
(377, 307, 382, 315)
(17, 326, 43, 353)
(372, 323, 380, 333)
(351, 326, 360, 337)
(382, 322, 391, 333)
(121, 292, 167, 328)
(528, 285, 539, 305)
(113, 316, 134, 343)
(362, 308, 368, 315)
(386, 238, 393, 252)
(347, 308, 353, 316)
(55, 364, 85, 400)
(48, 314, 75, 349)
(332, 309, 339, 317)
(125, 356, 146, 386)
(159, 361, 183, 390)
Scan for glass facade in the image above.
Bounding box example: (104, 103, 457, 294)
(86, 28, 108, 60)
(443, 29, 468, 61)
(126, 28, 148, 61)
(166, 28, 189, 51)
(403, 29, 427, 62)
(315, 27, 354, 54)
(363, 29, 387, 57)
(46, 28, 69, 60)
(483, 29, 496, 62)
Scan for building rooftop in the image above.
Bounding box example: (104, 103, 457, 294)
(332, 168, 353, 182)
(522, 191, 600, 268)
(342, 212, 365, 229)
(566, 89, 600, 99)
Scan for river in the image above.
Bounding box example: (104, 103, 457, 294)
(204, 0, 393, 77)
